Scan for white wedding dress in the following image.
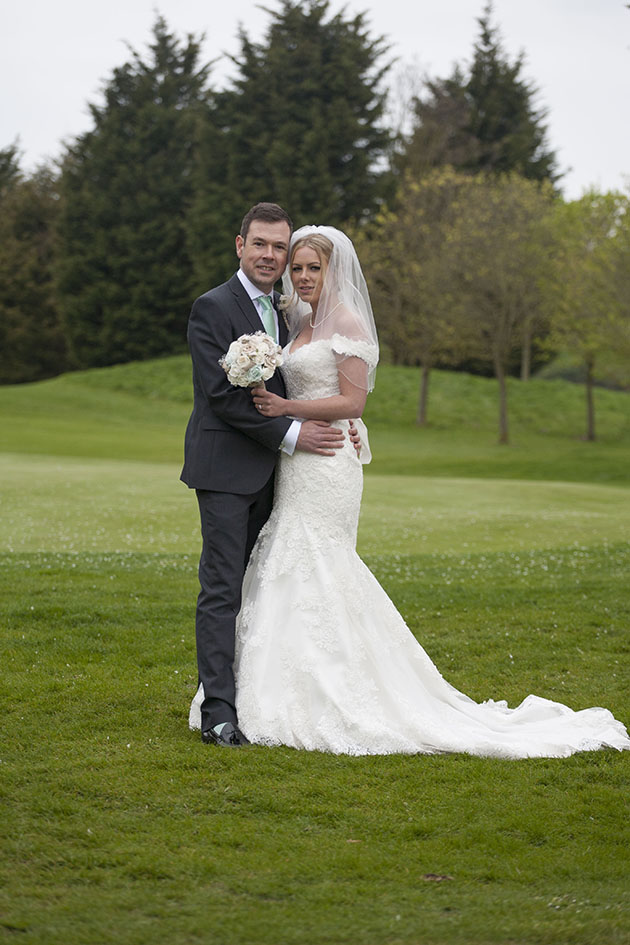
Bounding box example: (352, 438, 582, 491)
(190, 339, 630, 757)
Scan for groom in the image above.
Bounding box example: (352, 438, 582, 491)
(181, 202, 347, 747)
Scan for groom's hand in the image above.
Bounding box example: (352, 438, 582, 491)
(296, 420, 344, 456)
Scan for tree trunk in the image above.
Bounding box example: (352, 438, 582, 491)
(585, 357, 596, 441)
(520, 323, 531, 381)
(495, 357, 509, 444)
(416, 362, 430, 425)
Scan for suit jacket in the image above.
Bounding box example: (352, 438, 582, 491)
(180, 273, 292, 493)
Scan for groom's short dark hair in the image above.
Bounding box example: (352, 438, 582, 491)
(240, 203, 293, 242)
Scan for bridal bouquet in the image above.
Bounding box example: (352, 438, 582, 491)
(220, 331, 283, 388)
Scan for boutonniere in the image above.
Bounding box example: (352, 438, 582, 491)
(277, 294, 291, 330)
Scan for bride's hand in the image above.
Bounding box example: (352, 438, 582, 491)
(251, 388, 287, 417)
(348, 419, 362, 456)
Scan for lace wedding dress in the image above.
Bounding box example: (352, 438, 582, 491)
(190, 339, 630, 757)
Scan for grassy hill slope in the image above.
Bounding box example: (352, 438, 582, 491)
(1, 356, 629, 482)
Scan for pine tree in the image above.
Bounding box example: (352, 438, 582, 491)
(189, 0, 391, 289)
(400, 4, 559, 185)
(467, 5, 557, 181)
(0, 160, 67, 384)
(56, 17, 211, 368)
(0, 142, 22, 194)
(394, 68, 479, 176)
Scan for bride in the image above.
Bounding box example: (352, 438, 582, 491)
(190, 225, 630, 758)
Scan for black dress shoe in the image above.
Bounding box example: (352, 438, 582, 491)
(201, 722, 251, 747)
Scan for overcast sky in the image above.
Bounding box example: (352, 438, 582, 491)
(2, 0, 629, 198)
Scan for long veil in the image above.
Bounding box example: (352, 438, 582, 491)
(280, 225, 379, 392)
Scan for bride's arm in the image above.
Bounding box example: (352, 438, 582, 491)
(251, 357, 368, 420)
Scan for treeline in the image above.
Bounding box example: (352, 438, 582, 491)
(356, 174, 630, 443)
(1, 1, 629, 443)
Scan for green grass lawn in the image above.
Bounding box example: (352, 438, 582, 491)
(1, 361, 629, 945)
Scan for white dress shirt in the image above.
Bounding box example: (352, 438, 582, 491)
(236, 268, 300, 454)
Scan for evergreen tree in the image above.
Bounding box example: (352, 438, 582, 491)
(190, 0, 391, 288)
(56, 17, 211, 368)
(0, 142, 22, 194)
(0, 162, 67, 384)
(467, 6, 557, 180)
(394, 69, 479, 176)
(400, 4, 559, 185)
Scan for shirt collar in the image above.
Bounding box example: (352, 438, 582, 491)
(237, 267, 273, 302)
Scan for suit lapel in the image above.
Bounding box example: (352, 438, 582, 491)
(228, 274, 288, 346)
(228, 274, 264, 335)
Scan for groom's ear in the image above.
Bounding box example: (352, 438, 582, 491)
(235, 234, 244, 259)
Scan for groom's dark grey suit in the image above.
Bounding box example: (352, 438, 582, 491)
(181, 273, 292, 733)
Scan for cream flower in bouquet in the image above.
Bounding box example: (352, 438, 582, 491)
(220, 331, 283, 388)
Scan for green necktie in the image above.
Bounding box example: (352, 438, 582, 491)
(258, 295, 277, 341)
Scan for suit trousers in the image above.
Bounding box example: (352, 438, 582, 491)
(195, 473, 275, 731)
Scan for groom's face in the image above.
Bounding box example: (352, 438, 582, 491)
(236, 220, 291, 293)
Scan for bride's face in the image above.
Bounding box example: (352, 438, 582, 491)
(291, 246, 325, 310)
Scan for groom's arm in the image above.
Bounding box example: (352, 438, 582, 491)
(189, 294, 346, 456)
(188, 292, 291, 452)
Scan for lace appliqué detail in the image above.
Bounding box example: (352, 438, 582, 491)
(331, 333, 379, 370)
